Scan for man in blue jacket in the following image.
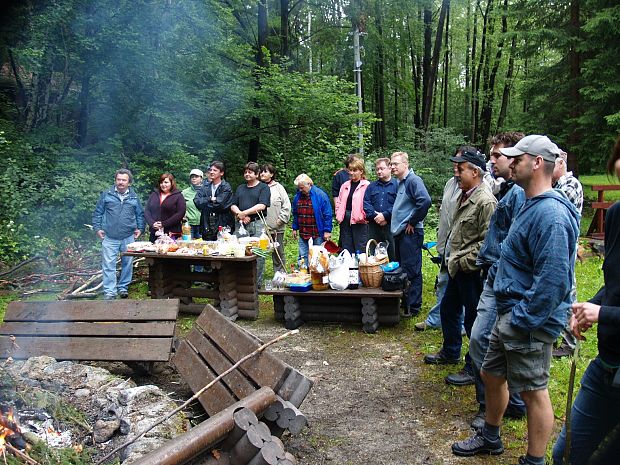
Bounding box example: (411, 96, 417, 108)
(452, 135, 580, 465)
(292, 174, 333, 266)
(390, 151, 431, 317)
(363, 157, 398, 260)
(93, 169, 145, 300)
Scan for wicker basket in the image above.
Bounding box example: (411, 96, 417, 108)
(359, 239, 389, 288)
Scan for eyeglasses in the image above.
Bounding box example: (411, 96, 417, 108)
(389, 161, 403, 167)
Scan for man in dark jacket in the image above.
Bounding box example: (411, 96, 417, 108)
(452, 135, 579, 465)
(194, 160, 234, 240)
(363, 157, 397, 260)
(92, 169, 145, 300)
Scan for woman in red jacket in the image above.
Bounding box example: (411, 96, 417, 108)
(144, 173, 186, 242)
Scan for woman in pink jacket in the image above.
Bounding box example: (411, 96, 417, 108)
(335, 158, 370, 254)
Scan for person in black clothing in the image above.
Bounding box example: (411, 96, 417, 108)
(552, 136, 620, 464)
(144, 173, 186, 242)
(194, 160, 234, 240)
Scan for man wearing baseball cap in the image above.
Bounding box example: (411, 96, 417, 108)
(452, 135, 580, 465)
(424, 147, 496, 371)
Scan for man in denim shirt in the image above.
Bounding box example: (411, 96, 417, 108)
(466, 132, 527, 429)
(363, 157, 398, 260)
(93, 169, 145, 300)
(452, 135, 579, 465)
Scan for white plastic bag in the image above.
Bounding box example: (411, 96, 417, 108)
(329, 250, 351, 290)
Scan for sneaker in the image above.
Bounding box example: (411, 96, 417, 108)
(119, 291, 129, 299)
(414, 321, 440, 331)
(451, 433, 504, 457)
(423, 350, 461, 365)
(445, 369, 475, 386)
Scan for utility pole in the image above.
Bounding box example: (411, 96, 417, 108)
(352, 26, 364, 155)
(307, 11, 312, 74)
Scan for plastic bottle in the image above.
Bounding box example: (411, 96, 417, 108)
(182, 220, 191, 241)
(217, 225, 224, 242)
(259, 230, 269, 250)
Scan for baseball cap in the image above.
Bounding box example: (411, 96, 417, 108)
(450, 149, 487, 172)
(189, 169, 204, 177)
(499, 135, 561, 162)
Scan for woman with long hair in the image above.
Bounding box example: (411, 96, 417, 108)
(144, 172, 186, 242)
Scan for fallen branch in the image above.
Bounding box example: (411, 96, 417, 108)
(6, 443, 40, 465)
(95, 328, 300, 465)
(0, 256, 51, 278)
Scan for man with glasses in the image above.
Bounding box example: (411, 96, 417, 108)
(389, 152, 431, 317)
(452, 135, 579, 465)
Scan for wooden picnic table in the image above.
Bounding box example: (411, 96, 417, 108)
(259, 287, 403, 333)
(586, 184, 620, 239)
(124, 251, 259, 319)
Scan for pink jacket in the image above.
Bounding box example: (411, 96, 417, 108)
(336, 179, 370, 224)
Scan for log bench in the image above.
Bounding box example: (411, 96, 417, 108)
(586, 184, 620, 239)
(259, 287, 403, 333)
(171, 304, 313, 421)
(0, 299, 179, 372)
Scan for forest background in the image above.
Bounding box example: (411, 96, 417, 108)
(0, 0, 618, 265)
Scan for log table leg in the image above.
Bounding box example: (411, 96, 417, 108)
(361, 297, 379, 333)
(283, 296, 303, 329)
(218, 265, 239, 320)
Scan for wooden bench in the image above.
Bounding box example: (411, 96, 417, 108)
(0, 300, 179, 368)
(171, 304, 313, 417)
(586, 184, 620, 239)
(259, 287, 403, 333)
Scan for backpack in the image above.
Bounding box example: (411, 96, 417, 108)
(381, 267, 408, 292)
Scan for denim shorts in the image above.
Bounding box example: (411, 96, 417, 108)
(482, 312, 555, 393)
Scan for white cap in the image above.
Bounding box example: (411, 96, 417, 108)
(189, 169, 204, 177)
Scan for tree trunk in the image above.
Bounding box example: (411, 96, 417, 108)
(421, 6, 432, 127)
(480, 0, 504, 146)
(280, 0, 290, 60)
(464, 1, 472, 135)
(442, 6, 450, 128)
(496, 33, 516, 129)
(473, 0, 491, 144)
(374, 1, 386, 147)
(422, 0, 450, 129)
(470, 0, 480, 140)
(567, 0, 581, 175)
(76, 72, 91, 147)
(248, 0, 268, 162)
(406, 14, 421, 128)
(7, 49, 27, 124)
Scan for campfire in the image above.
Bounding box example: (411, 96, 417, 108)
(0, 404, 27, 457)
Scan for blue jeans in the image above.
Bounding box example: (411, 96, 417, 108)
(191, 225, 202, 239)
(425, 266, 449, 328)
(470, 279, 525, 413)
(439, 270, 482, 360)
(101, 235, 134, 298)
(552, 357, 620, 465)
(394, 229, 423, 311)
(298, 235, 324, 267)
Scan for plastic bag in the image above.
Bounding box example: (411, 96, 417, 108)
(329, 250, 351, 290)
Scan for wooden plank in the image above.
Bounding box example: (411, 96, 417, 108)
(258, 288, 402, 298)
(0, 321, 175, 337)
(186, 330, 257, 400)
(5, 300, 179, 322)
(0, 336, 172, 361)
(591, 201, 614, 209)
(171, 340, 237, 415)
(591, 184, 620, 191)
(195, 306, 289, 390)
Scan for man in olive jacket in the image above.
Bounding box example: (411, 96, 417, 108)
(424, 148, 496, 366)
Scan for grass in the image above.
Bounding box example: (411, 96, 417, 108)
(0, 215, 608, 462)
(579, 174, 620, 202)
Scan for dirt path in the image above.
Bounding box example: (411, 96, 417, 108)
(239, 315, 518, 465)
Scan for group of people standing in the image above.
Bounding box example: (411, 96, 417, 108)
(92, 135, 620, 464)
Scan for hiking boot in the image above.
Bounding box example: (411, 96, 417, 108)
(445, 369, 475, 386)
(470, 409, 485, 431)
(552, 344, 574, 358)
(424, 351, 460, 365)
(451, 433, 504, 457)
(119, 291, 129, 299)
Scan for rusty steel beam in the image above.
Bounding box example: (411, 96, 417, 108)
(131, 387, 277, 465)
